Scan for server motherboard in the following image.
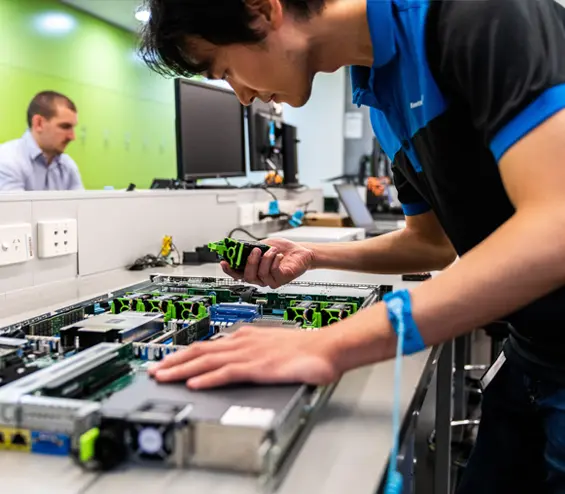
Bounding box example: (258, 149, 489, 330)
(0, 274, 391, 480)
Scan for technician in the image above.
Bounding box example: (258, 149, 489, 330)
(142, 1, 565, 492)
(0, 91, 83, 191)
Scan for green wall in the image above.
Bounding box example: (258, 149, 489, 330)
(0, 0, 176, 189)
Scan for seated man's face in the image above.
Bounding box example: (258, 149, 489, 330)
(41, 104, 78, 155)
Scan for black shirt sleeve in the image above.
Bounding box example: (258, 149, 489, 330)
(392, 165, 430, 216)
(434, 0, 565, 160)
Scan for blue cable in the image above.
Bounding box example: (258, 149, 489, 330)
(385, 298, 406, 494)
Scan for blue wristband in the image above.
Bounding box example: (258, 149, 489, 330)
(383, 290, 425, 355)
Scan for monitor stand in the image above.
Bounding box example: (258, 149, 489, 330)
(283, 183, 304, 190)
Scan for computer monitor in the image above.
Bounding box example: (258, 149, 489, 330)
(175, 79, 246, 181)
(281, 123, 299, 186)
(334, 183, 375, 228)
(248, 108, 283, 171)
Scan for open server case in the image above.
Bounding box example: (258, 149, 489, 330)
(0, 274, 391, 485)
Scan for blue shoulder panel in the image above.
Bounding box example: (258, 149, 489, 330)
(491, 83, 565, 161)
(353, 0, 448, 172)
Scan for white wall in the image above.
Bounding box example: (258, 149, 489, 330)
(343, 67, 375, 176)
(283, 69, 347, 197)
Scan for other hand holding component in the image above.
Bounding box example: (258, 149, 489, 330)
(221, 238, 315, 288)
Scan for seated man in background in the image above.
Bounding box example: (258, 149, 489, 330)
(0, 91, 83, 191)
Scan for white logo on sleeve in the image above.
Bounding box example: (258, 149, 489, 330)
(410, 95, 424, 109)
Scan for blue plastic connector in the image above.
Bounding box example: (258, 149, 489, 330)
(268, 200, 280, 215)
(289, 210, 305, 228)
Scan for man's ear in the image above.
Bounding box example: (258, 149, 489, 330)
(31, 114, 45, 133)
(245, 0, 284, 31)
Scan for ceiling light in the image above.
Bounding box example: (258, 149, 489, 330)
(34, 12, 76, 35)
(135, 8, 150, 23)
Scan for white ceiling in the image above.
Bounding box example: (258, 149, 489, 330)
(60, 0, 144, 32)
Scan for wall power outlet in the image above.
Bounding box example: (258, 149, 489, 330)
(0, 224, 33, 267)
(37, 219, 78, 259)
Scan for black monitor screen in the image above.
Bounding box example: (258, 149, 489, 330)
(248, 101, 283, 172)
(175, 79, 246, 180)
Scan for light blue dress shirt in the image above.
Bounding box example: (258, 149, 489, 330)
(0, 131, 83, 191)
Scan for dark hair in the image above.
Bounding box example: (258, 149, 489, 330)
(140, 0, 326, 78)
(27, 91, 77, 128)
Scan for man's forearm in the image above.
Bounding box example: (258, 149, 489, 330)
(303, 227, 456, 275)
(326, 208, 565, 373)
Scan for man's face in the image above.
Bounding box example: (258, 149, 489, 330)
(35, 104, 77, 155)
(191, 36, 315, 108)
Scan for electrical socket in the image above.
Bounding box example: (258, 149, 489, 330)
(238, 204, 256, 227)
(0, 224, 33, 267)
(37, 219, 78, 259)
(254, 201, 272, 222)
(255, 200, 299, 221)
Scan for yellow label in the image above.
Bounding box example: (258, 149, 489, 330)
(0, 427, 31, 452)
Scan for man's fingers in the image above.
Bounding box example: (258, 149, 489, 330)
(220, 261, 241, 280)
(243, 248, 263, 285)
(271, 253, 282, 272)
(187, 363, 251, 389)
(188, 359, 297, 389)
(257, 248, 278, 287)
(148, 339, 237, 374)
(154, 351, 243, 383)
(271, 254, 285, 287)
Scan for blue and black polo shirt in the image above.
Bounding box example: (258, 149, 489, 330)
(352, 0, 565, 378)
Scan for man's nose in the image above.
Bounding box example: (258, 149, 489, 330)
(229, 81, 256, 106)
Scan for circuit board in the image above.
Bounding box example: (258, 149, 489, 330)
(0, 275, 391, 478)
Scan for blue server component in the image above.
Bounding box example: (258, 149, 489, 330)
(139, 346, 149, 361)
(210, 303, 259, 325)
(151, 343, 182, 360)
(93, 303, 106, 315)
(31, 432, 71, 456)
(162, 338, 173, 345)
